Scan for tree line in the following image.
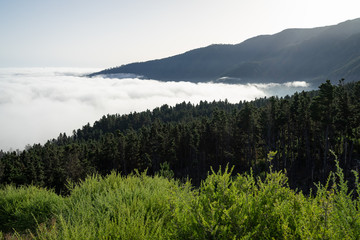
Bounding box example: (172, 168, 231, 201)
(0, 80, 359, 194)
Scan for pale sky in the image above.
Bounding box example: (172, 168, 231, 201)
(1, 0, 360, 68)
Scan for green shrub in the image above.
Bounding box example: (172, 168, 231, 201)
(54, 171, 193, 240)
(0, 185, 63, 234)
(172, 166, 304, 239)
(2, 161, 360, 239)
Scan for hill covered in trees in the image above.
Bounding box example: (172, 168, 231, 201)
(0, 79, 359, 194)
(90, 18, 360, 85)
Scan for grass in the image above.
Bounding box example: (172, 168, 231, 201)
(1, 162, 360, 239)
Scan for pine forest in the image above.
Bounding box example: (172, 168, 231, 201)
(1, 79, 360, 239)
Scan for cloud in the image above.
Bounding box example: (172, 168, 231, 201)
(284, 81, 309, 87)
(0, 68, 312, 151)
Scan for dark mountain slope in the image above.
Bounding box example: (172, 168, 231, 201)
(90, 18, 360, 85)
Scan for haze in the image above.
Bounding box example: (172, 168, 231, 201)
(1, 0, 360, 68)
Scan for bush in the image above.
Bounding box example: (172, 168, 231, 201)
(2, 163, 360, 239)
(55, 171, 193, 239)
(0, 185, 63, 234)
(170, 166, 303, 239)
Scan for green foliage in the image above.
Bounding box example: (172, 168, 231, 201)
(50, 172, 193, 240)
(2, 165, 360, 239)
(0, 185, 63, 233)
(267, 150, 277, 172)
(157, 161, 174, 179)
(172, 165, 300, 239)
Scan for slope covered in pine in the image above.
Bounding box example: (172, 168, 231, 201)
(0, 80, 359, 194)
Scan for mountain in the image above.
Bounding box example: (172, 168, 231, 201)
(90, 18, 360, 85)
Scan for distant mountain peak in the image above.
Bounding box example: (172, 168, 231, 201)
(90, 18, 360, 86)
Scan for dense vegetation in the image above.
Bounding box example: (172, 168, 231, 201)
(90, 18, 360, 84)
(1, 79, 360, 238)
(0, 80, 360, 196)
(2, 161, 360, 239)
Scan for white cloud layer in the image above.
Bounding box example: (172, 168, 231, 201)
(0, 68, 312, 151)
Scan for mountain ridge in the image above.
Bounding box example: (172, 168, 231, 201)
(90, 18, 360, 85)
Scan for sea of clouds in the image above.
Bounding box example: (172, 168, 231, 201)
(0, 68, 312, 151)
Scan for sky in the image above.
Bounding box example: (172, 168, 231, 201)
(1, 0, 360, 68)
(0, 1, 358, 151)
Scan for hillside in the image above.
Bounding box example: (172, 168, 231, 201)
(1, 80, 359, 194)
(90, 18, 360, 85)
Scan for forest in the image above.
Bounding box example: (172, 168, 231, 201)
(1, 79, 360, 238)
(1, 79, 360, 193)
